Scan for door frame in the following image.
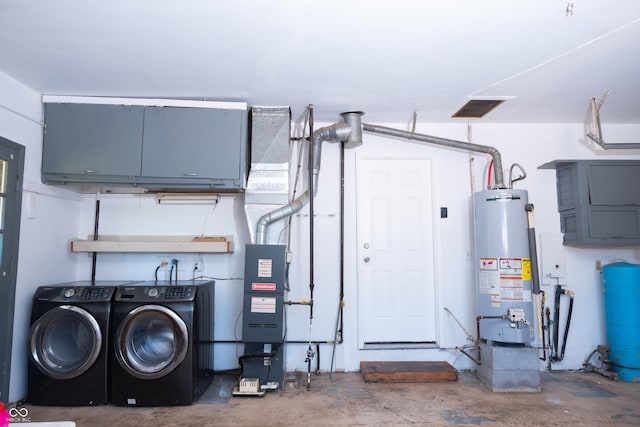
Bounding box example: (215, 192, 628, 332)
(0, 136, 25, 403)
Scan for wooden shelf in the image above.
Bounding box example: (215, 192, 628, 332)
(70, 235, 233, 253)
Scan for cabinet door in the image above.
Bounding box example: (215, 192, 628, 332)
(43, 103, 144, 176)
(141, 107, 246, 183)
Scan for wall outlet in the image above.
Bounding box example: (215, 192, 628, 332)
(595, 260, 602, 271)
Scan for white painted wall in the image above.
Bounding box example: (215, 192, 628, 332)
(73, 193, 252, 370)
(69, 119, 640, 377)
(1, 70, 84, 402)
(289, 120, 640, 373)
(3, 81, 640, 401)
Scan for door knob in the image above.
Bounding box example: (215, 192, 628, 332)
(364, 257, 370, 263)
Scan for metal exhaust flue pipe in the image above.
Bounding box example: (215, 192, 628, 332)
(361, 122, 505, 188)
(255, 112, 363, 244)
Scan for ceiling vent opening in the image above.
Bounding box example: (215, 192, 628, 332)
(452, 99, 505, 119)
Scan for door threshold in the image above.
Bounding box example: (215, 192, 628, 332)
(362, 342, 439, 350)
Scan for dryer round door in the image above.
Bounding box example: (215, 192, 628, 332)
(115, 304, 189, 380)
(29, 305, 103, 380)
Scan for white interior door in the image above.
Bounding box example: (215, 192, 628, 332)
(356, 156, 437, 347)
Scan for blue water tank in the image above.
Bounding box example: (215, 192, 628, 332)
(602, 262, 640, 382)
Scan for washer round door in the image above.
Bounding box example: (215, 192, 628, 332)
(115, 304, 189, 380)
(29, 305, 103, 380)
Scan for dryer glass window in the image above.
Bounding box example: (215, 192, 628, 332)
(30, 305, 102, 380)
(42, 316, 95, 369)
(116, 305, 188, 380)
(131, 317, 177, 367)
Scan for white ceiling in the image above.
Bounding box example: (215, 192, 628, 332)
(1, 0, 639, 124)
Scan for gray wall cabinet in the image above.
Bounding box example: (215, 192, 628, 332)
(540, 160, 640, 246)
(42, 103, 144, 179)
(141, 106, 246, 186)
(42, 102, 248, 190)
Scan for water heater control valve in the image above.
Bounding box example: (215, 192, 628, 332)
(508, 307, 526, 323)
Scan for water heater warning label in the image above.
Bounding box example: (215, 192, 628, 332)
(479, 257, 531, 307)
(499, 258, 522, 275)
(522, 258, 532, 281)
(479, 258, 499, 295)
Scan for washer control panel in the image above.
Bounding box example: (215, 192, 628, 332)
(34, 285, 116, 302)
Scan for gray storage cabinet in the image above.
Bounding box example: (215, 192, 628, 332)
(42, 102, 248, 189)
(42, 103, 144, 180)
(540, 160, 640, 246)
(141, 106, 247, 188)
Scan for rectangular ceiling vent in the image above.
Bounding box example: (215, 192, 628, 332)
(452, 99, 505, 119)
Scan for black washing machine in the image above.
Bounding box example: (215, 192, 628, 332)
(28, 281, 125, 406)
(110, 280, 214, 406)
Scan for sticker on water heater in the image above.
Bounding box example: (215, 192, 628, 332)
(499, 258, 523, 277)
(479, 258, 498, 270)
(257, 258, 273, 278)
(521, 258, 532, 281)
(479, 270, 500, 295)
(490, 293, 500, 307)
(251, 296, 277, 313)
(478, 258, 499, 295)
(500, 284, 524, 301)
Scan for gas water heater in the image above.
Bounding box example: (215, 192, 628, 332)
(474, 189, 534, 344)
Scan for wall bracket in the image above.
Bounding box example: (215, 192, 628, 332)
(586, 92, 640, 150)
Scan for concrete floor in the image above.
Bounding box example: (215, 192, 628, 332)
(14, 370, 640, 427)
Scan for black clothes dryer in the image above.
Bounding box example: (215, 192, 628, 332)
(28, 282, 122, 406)
(110, 281, 214, 406)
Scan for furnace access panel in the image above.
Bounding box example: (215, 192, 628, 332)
(242, 244, 287, 343)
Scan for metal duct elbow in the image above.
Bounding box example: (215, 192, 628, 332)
(362, 122, 505, 188)
(255, 119, 357, 244)
(255, 191, 310, 244)
(309, 122, 353, 196)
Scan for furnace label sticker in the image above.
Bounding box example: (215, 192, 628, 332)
(251, 296, 277, 313)
(257, 258, 273, 278)
(252, 282, 277, 291)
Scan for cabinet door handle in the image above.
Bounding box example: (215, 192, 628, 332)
(83, 169, 100, 174)
(183, 173, 199, 177)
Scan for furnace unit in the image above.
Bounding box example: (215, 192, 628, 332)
(241, 244, 287, 388)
